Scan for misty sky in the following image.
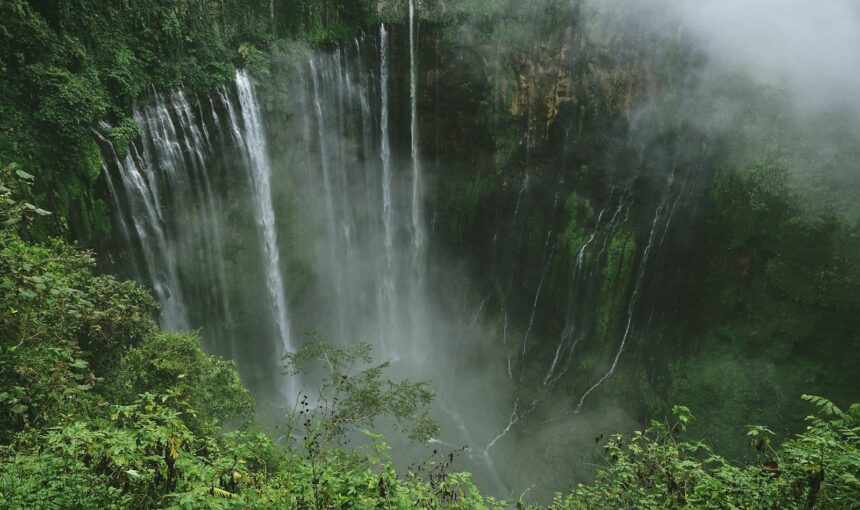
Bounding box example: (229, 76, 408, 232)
(593, 0, 860, 119)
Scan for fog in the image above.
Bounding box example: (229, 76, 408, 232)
(656, 0, 860, 119)
(579, 0, 860, 214)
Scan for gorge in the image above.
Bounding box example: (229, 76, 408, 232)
(2, 0, 859, 507)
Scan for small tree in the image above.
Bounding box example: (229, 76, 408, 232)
(282, 340, 440, 508)
(283, 339, 439, 455)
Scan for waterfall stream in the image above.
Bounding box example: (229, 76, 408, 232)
(379, 24, 398, 354)
(233, 71, 294, 396)
(100, 20, 687, 497)
(408, 0, 426, 283)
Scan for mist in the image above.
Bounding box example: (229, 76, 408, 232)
(658, 0, 860, 119)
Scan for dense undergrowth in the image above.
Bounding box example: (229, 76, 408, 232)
(0, 165, 858, 508)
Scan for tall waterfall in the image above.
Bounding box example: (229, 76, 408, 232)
(379, 24, 399, 353)
(408, 0, 426, 281)
(101, 75, 295, 398)
(99, 24, 689, 498)
(233, 71, 294, 393)
(101, 30, 436, 394)
(297, 32, 428, 362)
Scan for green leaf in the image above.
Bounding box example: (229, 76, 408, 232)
(14, 169, 34, 180)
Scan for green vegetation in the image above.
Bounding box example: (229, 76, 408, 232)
(651, 162, 860, 458)
(559, 192, 594, 263)
(1, 0, 859, 507)
(0, 168, 500, 509)
(1, 166, 857, 508)
(594, 229, 636, 344)
(438, 173, 499, 241)
(544, 399, 860, 510)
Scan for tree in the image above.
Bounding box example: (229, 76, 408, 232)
(284, 340, 439, 452)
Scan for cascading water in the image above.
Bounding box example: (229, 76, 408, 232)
(574, 199, 666, 412)
(542, 207, 606, 387)
(542, 191, 632, 389)
(379, 24, 397, 349)
(102, 75, 299, 398)
(233, 70, 294, 395)
(409, 0, 426, 282)
(92, 130, 139, 278)
(100, 18, 696, 499)
(291, 29, 438, 364)
(521, 231, 556, 367)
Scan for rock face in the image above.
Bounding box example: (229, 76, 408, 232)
(509, 28, 576, 147)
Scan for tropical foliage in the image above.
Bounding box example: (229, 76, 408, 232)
(0, 168, 858, 508)
(0, 168, 499, 509)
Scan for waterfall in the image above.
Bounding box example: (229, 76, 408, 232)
(289, 33, 431, 363)
(309, 56, 346, 338)
(484, 398, 538, 457)
(409, 0, 426, 280)
(101, 78, 302, 397)
(172, 90, 232, 331)
(541, 190, 632, 389)
(379, 23, 399, 355)
(90, 28, 437, 378)
(107, 98, 202, 332)
(93, 29, 699, 499)
(574, 199, 666, 412)
(233, 71, 294, 377)
(92, 131, 140, 279)
(541, 209, 605, 387)
(513, 172, 529, 217)
(521, 231, 556, 366)
(502, 302, 513, 378)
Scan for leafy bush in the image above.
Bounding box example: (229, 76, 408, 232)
(0, 164, 154, 437)
(539, 397, 860, 510)
(105, 332, 255, 436)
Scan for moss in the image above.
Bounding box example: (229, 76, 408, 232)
(90, 198, 112, 243)
(239, 42, 272, 79)
(594, 228, 636, 342)
(439, 172, 497, 240)
(81, 141, 103, 183)
(77, 196, 92, 240)
(559, 191, 595, 261)
(493, 123, 520, 169)
(106, 117, 139, 160)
